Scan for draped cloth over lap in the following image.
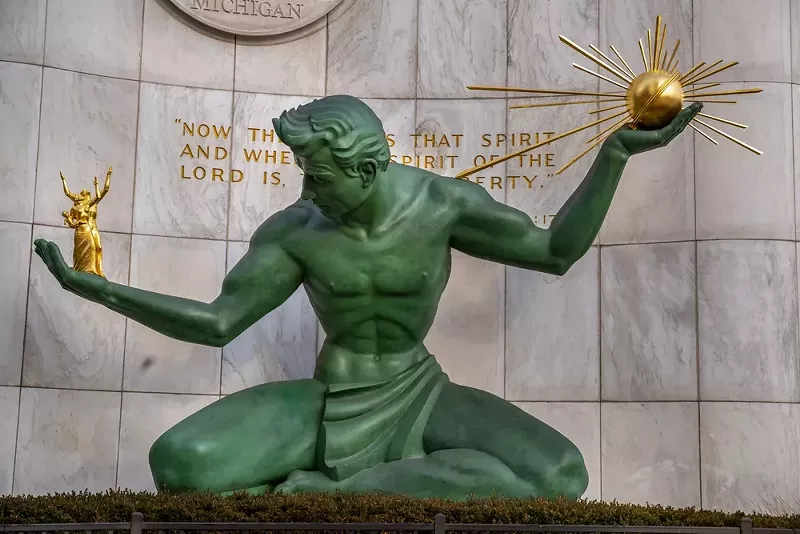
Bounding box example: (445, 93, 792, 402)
(316, 354, 448, 482)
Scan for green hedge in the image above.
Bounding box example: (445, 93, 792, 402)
(0, 491, 799, 527)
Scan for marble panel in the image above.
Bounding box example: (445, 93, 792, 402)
(327, 0, 417, 99)
(417, 0, 506, 98)
(599, 0, 692, 81)
(0, 387, 19, 495)
(44, 0, 144, 79)
(228, 93, 311, 242)
(509, 0, 599, 93)
(515, 402, 601, 500)
(124, 234, 226, 394)
(117, 392, 217, 491)
(415, 98, 506, 201)
(0, 0, 46, 64)
(235, 28, 325, 95)
(602, 402, 700, 507)
(695, 84, 793, 240)
(795, 86, 800, 237)
(793, 0, 800, 84)
(35, 68, 138, 234)
(601, 243, 697, 401)
(0, 222, 32, 386)
(701, 402, 800, 513)
(141, 0, 234, 90)
(24, 225, 129, 390)
(600, 131, 694, 244)
(506, 93, 598, 232)
(697, 241, 799, 402)
(425, 251, 504, 396)
(14, 388, 120, 495)
(506, 248, 599, 401)
(694, 0, 791, 83)
(134, 82, 232, 239)
(221, 242, 317, 394)
(0, 62, 41, 223)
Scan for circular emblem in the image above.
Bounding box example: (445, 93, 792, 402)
(165, 0, 356, 42)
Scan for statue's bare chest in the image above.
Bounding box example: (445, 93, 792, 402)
(297, 224, 451, 299)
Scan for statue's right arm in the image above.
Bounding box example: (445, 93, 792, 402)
(60, 172, 79, 201)
(33, 206, 308, 347)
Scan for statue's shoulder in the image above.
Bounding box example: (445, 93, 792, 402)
(249, 200, 314, 247)
(425, 170, 491, 208)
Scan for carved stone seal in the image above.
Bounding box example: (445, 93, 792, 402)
(165, 0, 356, 42)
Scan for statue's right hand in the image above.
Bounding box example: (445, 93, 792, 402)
(33, 239, 105, 298)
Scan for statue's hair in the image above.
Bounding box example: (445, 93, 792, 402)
(272, 95, 390, 177)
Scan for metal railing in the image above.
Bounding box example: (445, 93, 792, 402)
(0, 513, 791, 534)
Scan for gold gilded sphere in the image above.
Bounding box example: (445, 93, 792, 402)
(625, 71, 684, 129)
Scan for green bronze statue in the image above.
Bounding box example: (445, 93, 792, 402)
(34, 95, 701, 500)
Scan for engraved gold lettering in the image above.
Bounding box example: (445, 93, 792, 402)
(263, 171, 281, 185)
(213, 125, 231, 139)
(243, 148, 262, 162)
(212, 168, 225, 181)
(231, 170, 244, 182)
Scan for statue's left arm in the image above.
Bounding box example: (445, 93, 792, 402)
(450, 103, 701, 276)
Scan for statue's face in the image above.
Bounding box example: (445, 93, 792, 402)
(296, 147, 375, 221)
(79, 190, 91, 200)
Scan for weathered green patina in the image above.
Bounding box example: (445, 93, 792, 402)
(34, 95, 701, 500)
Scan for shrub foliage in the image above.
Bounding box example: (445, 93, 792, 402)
(0, 491, 799, 527)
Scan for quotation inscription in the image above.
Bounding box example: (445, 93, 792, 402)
(174, 119, 561, 225)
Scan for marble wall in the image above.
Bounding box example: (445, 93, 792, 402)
(0, 0, 798, 514)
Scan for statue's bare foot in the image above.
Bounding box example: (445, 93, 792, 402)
(274, 469, 339, 494)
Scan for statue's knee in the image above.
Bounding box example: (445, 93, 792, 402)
(149, 431, 210, 492)
(550, 449, 589, 500)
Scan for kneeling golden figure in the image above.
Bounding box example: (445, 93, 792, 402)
(60, 166, 111, 278)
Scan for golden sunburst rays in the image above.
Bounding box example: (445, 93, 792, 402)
(457, 15, 763, 179)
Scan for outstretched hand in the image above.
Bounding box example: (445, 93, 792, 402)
(33, 239, 106, 298)
(608, 102, 702, 157)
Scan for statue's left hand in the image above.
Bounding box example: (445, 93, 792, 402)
(607, 102, 702, 157)
(33, 239, 106, 298)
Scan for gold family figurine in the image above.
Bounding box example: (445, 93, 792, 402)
(60, 166, 111, 278)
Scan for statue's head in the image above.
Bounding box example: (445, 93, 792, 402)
(273, 95, 390, 221)
(79, 189, 91, 200)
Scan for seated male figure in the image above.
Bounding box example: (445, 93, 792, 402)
(34, 95, 701, 499)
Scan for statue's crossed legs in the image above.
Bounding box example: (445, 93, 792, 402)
(148, 379, 588, 500)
